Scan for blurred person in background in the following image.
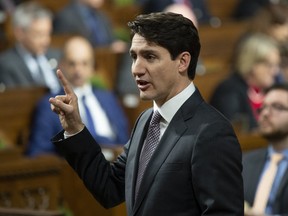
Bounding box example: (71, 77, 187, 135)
(135, 0, 211, 24)
(53, 0, 127, 53)
(26, 36, 130, 157)
(246, 2, 288, 44)
(232, 0, 270, 20)
(279, 43, 288, 82)
(210, 33, 281, 132)
(0, 1, 61, 93)
(243, 83, 288, 216)
(239, 2, 288, 83)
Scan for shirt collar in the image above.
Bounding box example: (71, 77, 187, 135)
(153, 82, 195, 123)
(16, 43, 44, 59)
(74, 83, 93, 98)
(268, 145, 288, 161)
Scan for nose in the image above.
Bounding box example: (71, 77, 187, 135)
(259, 106, 272, 117)
(131, 58, 145, 77)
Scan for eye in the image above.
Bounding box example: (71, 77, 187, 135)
(145, 54, 156, 61)
(130, 53, 137, 61)
(272, 103, 288, 111)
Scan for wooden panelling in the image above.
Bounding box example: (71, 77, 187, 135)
(0, 152, 127, 216)
(0, 87, 48, 151)
(0, 155, 62, 211)
(237, 133, 268, 152)
(206, 0, 239, 21)
(194, 70, 229, 102)
(199, 21, 249, 66)
(0, 207, 64, 216)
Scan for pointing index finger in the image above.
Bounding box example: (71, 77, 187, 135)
(57, 69, 73, 95)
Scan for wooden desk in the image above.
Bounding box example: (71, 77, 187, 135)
(0, 155, 62, 211)
(0, 87, 48, 152)
(236, 132, 268, 152)
(0, 151, 127, 216)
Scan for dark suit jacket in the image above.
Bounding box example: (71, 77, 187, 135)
(243, 148, 288, 215)
(26, 87, 129, 157)
(232, 0, 270, 20)
(53, 1, 114, 46)
(0, 46, 60, 89)
(209, 73, 258, 131)
(52, 89, 244, 215)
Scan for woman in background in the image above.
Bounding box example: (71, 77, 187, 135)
(210, 33, 281, 132)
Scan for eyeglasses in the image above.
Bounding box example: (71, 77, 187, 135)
(257, 103, 288, 114)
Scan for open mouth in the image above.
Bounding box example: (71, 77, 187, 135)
(137, 80, 150, 91)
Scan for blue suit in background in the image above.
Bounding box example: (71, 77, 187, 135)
(26, 87, 130, 157)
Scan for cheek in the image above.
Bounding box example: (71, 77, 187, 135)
(254, 70, 275, 88)
(278, 119, 288, 130)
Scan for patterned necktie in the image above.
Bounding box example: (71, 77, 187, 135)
(252, 153, 283, 214)
(82, 95, 97, 138)
(135, 110, 162, 200)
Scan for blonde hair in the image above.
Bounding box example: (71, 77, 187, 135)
(234, 33, 279, 76)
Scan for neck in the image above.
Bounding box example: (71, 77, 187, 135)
(271, 137, 288, 151)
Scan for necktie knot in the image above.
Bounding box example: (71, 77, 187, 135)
(150, 110, 162, 126)
(270, 153, 283, 165)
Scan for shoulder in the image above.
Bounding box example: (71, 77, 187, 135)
(0, 48, 18, 61)
(0, 48, 22, 72)
(243, 148, 267, 162)
(210, 73, 248, 102)
(36, 92, 56, 107)
(46, 48, 62, 58)
(55, 2, 76, 16)
(92, 87, 116, 98)
(216, 73, 247, 91)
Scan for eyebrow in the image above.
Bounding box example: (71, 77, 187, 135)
(129, 49, 159, 56)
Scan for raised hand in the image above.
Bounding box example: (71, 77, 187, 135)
(49, 69, 85, 135)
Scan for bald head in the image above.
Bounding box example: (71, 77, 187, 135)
(164, 3, 198, 28)
(61, 36, 95, 87)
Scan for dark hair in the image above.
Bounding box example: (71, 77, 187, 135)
(265, 83, 288, 94)
(128, 12, 201, 80)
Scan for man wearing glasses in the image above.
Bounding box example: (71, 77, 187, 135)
(243, 83, 288, 216)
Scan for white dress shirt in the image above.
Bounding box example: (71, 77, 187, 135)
(74, 84, 115, 139)
(154, 82, 196, 138)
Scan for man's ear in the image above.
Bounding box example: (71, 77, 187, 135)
(178, 52, 191, 74)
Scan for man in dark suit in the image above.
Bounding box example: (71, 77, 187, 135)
(0, 1, 61, 93)
(53, 0, 126, 52)
(243, 83, 288, 216)
(26, 36, 129, 157)
(49, 12, 244, 215)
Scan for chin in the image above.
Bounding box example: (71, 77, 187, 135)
(139, 91, 149, 99)
(139, 94, 151, 101)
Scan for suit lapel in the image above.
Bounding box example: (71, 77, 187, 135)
(275, 162, 288, 201)
(125, 109, 152, 213)
(14, 48, 35, 82)
(133, 114, 188, 212)
(132, 89, 204, 213)
(247, 150, 267, 204)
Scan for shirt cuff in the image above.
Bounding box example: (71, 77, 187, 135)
(64, 127, 84, 139)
